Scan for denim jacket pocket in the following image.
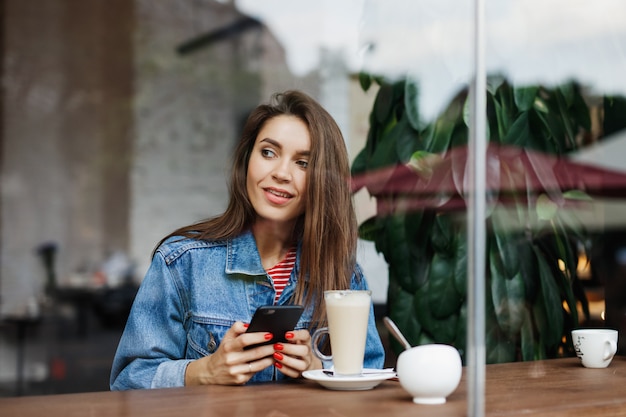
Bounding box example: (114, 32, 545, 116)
(186, 320, 229, 359)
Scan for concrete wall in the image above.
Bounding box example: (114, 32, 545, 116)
(1, 0, 133, 316)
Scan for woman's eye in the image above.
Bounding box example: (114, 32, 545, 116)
(297, 160, 309, 169)
(261, 149, 276, 158)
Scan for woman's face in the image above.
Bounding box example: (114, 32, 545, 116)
(246, 115, 311, 227)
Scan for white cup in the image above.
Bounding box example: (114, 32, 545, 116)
(572, 328, 618, 368)
(311, 290, 371, 376)
(397, 344, 462, 405)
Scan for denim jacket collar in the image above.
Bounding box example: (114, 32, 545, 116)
(226, 230, 266, 276)
(226, 229, 306, 282)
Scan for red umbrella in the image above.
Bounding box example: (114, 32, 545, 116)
(351, 143, 626, 216)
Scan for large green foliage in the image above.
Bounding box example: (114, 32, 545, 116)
(353, 75, 593, 363)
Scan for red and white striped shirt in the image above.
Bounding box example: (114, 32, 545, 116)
(267, 247, 297, 303)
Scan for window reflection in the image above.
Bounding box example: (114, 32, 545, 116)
(0, 0, 625, 397)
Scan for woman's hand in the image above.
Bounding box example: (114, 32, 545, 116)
(185, 321, 276, 386)
(272, 329, 322, 378)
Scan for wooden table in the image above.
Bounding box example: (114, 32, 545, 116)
(2, 357, 625, 416)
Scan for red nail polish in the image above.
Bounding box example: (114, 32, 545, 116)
(274, 343, 284, 351)
(264, 333, 274, 341)
(274, 361, 283, 369)
(285, 332, 295, 340)
(273, 352, 284, 361)
(243, 323, 249, 328)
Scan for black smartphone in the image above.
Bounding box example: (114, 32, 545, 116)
(244, 305, 304, 349)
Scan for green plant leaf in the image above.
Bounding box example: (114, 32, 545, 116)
(515, 242, 538, 304)
(383, 215, 413, 292)
(428, 253, 463, 319)
(417, 331, 436, 346)
(388, 288, 419, 336)
(554, 199, 589, 245)
(536, 194, 558, 221)
(485, 320, 516, 364)
(563, 189, 592, 201)
(532, 245, 564, 349)
(387, 282, 422, 351)
(431, 214, 455, 255)
(492, 81, 517, 141)
(462, 93, 471, 127)
(405, 76, 421, 131)
(514, 86, 539, 111)
(454, 303, 468, 362)
(558, 82, 575, 107)
(383, 213, 431, 293)
(450, 126, 470, 197)
(490, 206, 522, 278)
(368, 120, 401, 170)
(374, 83, 395, 125)
(407, 150, 443, 179)
(525, 149, 562, 199)
(406, 211, 433, 290)
(532, 102, 564, 154)
(395, 115, 421, 162)
(453, 232, 468, 298)
(493, 98, 510, 142)
(351, 147, 369, 176)
(533, 96, 549, 113)
(555, 88, 577, 149)
(519, 308, 537, 361)
(352, 119, 380, 175)
(502, 111, 531, 148)
(423, 93, 465, 152)
(495, 155, 523, 213)
(414, 281, 458, 343)
(551, 219, 580, 325)
(484, 281, 517, 363)
(486, 73, 506, 95)
(489, 264, 526, 337)
(357, 216, 381, 242)
(359, 72, 372, 92)
(570, 90, 591, 132)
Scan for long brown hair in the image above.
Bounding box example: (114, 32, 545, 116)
(159, 90, 357, 326)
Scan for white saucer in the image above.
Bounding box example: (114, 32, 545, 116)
(302, 369, 396, 391)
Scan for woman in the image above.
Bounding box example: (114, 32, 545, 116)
(110, 90, 385, 390)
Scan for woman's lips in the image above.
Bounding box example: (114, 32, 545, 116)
(264, 188, 293, 204)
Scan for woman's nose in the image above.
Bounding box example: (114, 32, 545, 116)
(271, 163, 292, 182)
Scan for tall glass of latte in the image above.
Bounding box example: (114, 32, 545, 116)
(311, 290, 372, 376)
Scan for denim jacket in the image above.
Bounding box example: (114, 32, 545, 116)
(110, 230, 385, 390)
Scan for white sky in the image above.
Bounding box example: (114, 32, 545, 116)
(236, 0, 626, 119)
(236, 0, 366, 75)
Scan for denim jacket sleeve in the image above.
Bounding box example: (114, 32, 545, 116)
(110, 251, 191, 390)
